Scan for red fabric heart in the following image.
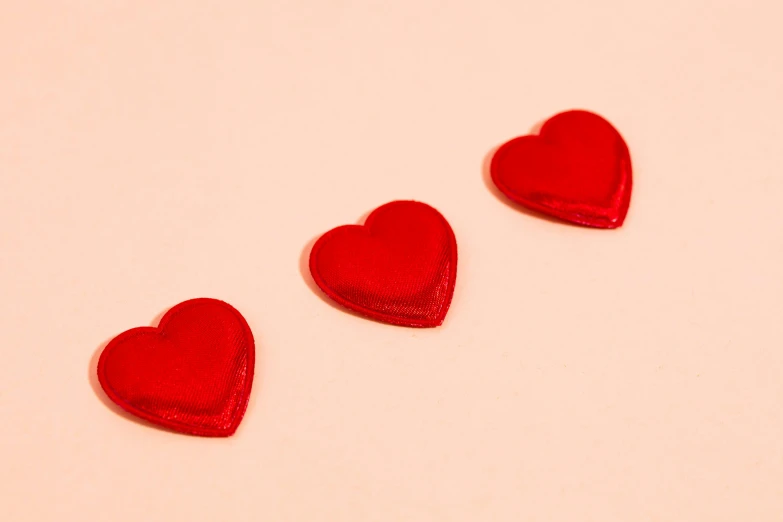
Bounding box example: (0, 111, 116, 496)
(97, 298, 255, 437)
(309, 200, 458, 328)
(490, 110, 632, 228)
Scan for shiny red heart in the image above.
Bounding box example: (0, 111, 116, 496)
(309, 200, 458, 328)
(97, 298, 255, 437)
(490, 110, 632, 228)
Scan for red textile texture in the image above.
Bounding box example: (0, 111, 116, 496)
(97, 298, 255, 437)
(490, 110, 632, 228)
(309, 200, 458, 328)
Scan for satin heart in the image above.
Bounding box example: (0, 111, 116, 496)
(490, 110, 632, 228)
(97, 298, 255, 437)
(309, 200, 458, 328)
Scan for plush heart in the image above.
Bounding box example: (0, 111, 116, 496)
(490, 110, 632, 228)
(97, 298, 255, 437)
(309, 200, 458, 328)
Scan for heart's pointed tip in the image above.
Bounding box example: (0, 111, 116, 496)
(161, 414, 247, 437)
(206, 427, 238, 438)
(607, 217, 626, 230)
(417, 321, 442, 329)
(374, 315, 445, 329)
(600, 223, 622, 230)
(574, 216, 625, 230)
(602, 208, 629, 229)
(179, 427, 236, 438)
(413, 312, 448, 328)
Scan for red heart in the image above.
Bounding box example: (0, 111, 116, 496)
(309, 200, 458, 328)
(97, 298, 255, 437)
(490, 110, 632, 228)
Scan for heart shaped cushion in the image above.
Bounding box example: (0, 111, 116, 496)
(490, 110, 632, 228)
(97, 298, 255, 437)
(309, 200, 457, 328)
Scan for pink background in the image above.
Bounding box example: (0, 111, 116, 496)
(1, 1, 782, 520)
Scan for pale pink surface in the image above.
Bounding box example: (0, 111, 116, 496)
(1, 2, 782, 521)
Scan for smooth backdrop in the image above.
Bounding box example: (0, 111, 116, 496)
(1, 1, 782, 520)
